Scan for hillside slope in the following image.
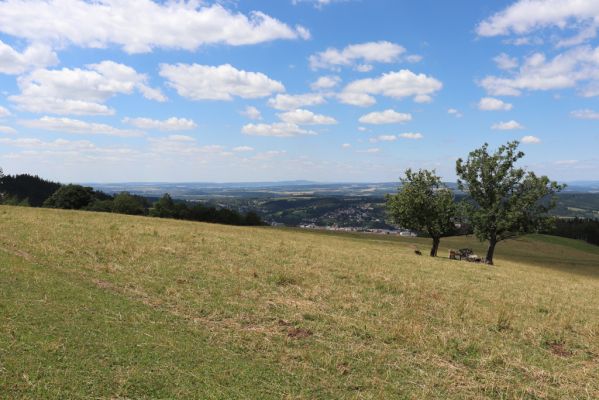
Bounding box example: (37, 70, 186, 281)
(1, 206, 598, 399)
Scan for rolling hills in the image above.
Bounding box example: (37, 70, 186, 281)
(1, 206, 598, 399)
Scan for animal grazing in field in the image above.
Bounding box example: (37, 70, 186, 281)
(414, 250, 422, 256)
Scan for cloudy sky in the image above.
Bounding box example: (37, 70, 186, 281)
(0, 0, 598, 183)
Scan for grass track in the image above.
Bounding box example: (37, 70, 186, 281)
(1, 206, 598, 399)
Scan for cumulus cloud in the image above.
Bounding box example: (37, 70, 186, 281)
(447, 108, 463, 118)
(241, 106, 262, 120)
(480, 46, 599, 97)
(268, 93, 327, 110)
(9, 61, 165, 115)
(0, 1, 309, 54)
(0, 105, 11, 118)
(357, 147, 381, 153)
(571, 109, 599, 119)
(278, 109, 337, 125)
(232, 146, 254, 152)
(122, 117, 197, 131)
(369, 134, 397, 143)
(521, 135, 541, 144)
(358, 109, 412, 124)
(148, 135, 227, 156)
(398, 132, 423, 140)
(339, 69, 442, 106)
(0, 40, 58, 75)
(478, 97, 513, 111)
(341, 143, 351, 149)
(491, 120, 524, 130)
(0, 137, 142, 162)
(242, 122, 317, 137)
(476, 0, 599, 45)
(21, 116, 144, 137)
(160, 64, 285, 101)
(309, 41, 406, 70)
(494, 53, 518, 70)
(310, 75, 341, 90)
(0, 126, 17, 134)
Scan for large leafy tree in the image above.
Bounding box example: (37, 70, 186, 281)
(456, 141, 564, 265)
(387, 169, 457, 257)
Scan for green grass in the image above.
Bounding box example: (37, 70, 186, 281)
(1, 205, 598, 399)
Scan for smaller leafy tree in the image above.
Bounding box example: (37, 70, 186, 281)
(456, 141, 564, 265)
(150, 193, 177, 218)
(43, 184, 96, 210)
(111, 192, 146, 215)
(387, 169, 457, 257)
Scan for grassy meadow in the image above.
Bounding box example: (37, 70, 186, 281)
(1, 205, 599, 399)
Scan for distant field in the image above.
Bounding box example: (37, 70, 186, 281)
(1, 206, 598, 399)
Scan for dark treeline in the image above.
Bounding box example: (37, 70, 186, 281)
(545, 218, 599, 246)
(0, 172, 61, 206)
(0, 170, 263, 227)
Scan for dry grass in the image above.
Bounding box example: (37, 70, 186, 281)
(1, 205, 598, 399)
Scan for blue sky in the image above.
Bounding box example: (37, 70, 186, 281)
(0, 0, 598, 183)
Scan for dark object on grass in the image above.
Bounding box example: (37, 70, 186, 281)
(414, 250, 422, 256)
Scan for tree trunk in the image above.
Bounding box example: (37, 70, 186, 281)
(486, 238, 497, 265)
(430, 237, 440, 257)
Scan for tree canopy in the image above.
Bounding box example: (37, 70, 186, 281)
(387, 169, 457, 257)
(456, 141, 564, 264)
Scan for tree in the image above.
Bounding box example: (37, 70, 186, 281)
(456, 141, 564, 265)
(150, 193, 177, 218)
(0, 172, 61, 206)
(111, 192, 146, 215)
(43, 184, 95, 210)
(387, 169, 457, 257)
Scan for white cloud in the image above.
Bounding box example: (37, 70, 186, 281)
(0, 105, 11, 118)
(278, 109, 337, 125)
(477, 0, 599, 44)
(0, 40, 58, 75)
(241, 106, 262, 120)
(309, 41, 406, 70)
(571, 109, 599, 120)
(340, 69, 442, 106)
(492, 120, 524, 130)
(10, 61, 165, 115)
(480, 46, 599, 97)
(336, 92, 376, 107)
(406, 55, 423, 63)
(268, 93, 327, 110)
(293, 0, 342, 7)
(251, 150, 287, 160)
(494, 53, 518, 70)
(555, 159, 578, 165)
(521, 135, 541, 144)
(242, 122, 317, 137)
(358, 109, 412, 124)
(357, 147, 381, 153)
(148, 135, 226, 156)
(370, 134, 397, 143)
(399, 132, 423, 140)
(447, 108, 463, 118)
(478, 97, 513, 111)
(310, 75, 341, 90)
(355, 64, 373, 73)
(21, 116, 144, 137)
(341, 143, 351, 149)
(233, 146, 254, 152)
(0, 1, 308, 54)
(0, 126, 17, 134)
(0, 137, 140, 161)
(123, 117, 197, 131)
(160, 64, 284, 101)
